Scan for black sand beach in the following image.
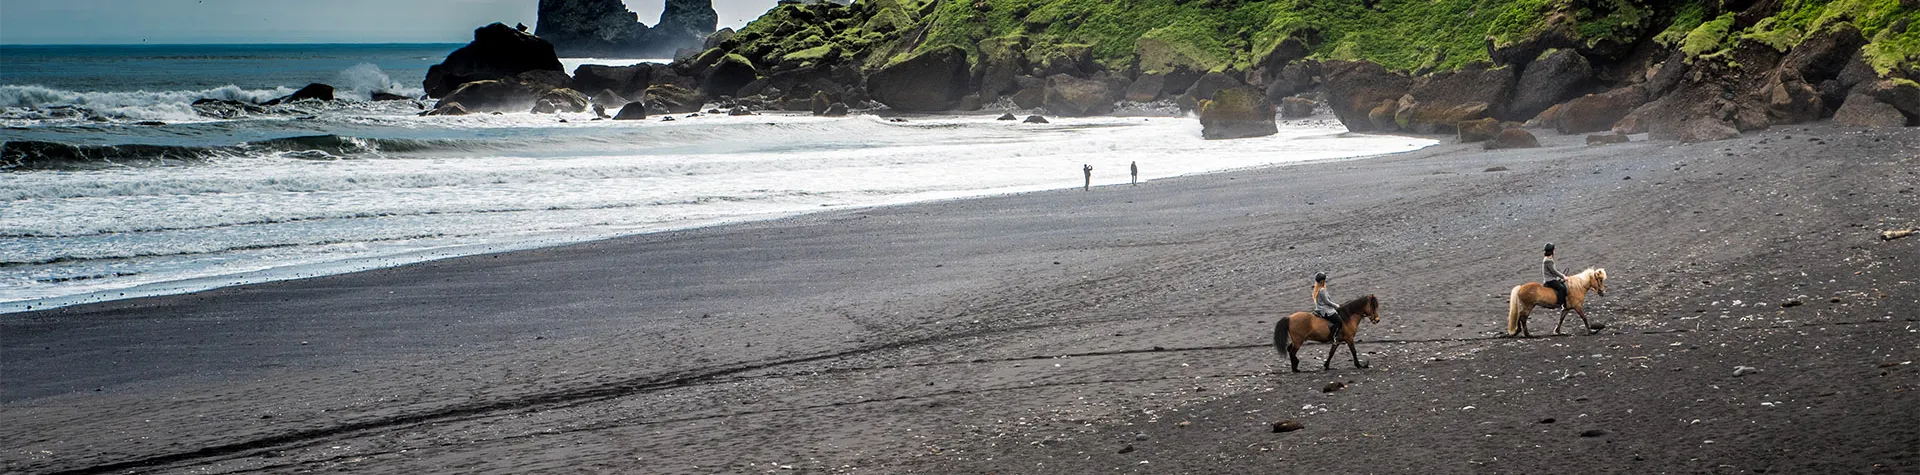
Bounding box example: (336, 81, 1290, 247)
(4, 123, 1918, 474)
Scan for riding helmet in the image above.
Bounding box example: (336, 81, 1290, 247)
(1314, 272, 1327, 283)
(1543, 243, 1555, 256)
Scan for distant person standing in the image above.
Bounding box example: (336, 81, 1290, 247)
(1130, 161, 1138, 186)
(1083, 164, 1093, 191)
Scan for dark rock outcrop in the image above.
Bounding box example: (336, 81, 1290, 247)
(1456, 118, 1502, 143)
(1678, 118, 1740, 143)
(1023, 115, 1050, 124)
(531, 88, 591, 113)
(1279, 97, 1315, 118)
(613, 101, 648, 120)
(1177, 72, 1247, 111)
(1833, 93, 1910, 127)
(868, 45, 970, 112)
(536, 0, 716, 57)
(823, 102, 849, 117)
(1510, 49, 1595, 121)
(437, 79, 547, 113)
(1043, 74, 1115, 116)
(424, 23, 565, 98)
(701, 53, 757, 97)
(1556, 85, 1648, 134)
(1321, 61, 1411, 133)
(1396, 66, 1516, 133)
(643, 84, 704, 114)
(572, 64, 653, 99)
(265, 83, 335, 105)
(425, 102, 471, 116)
(1484, 128, 1540, 149)
(1198, 87, 1278, 140)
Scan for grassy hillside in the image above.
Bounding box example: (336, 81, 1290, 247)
(716, 0, 1917, 79)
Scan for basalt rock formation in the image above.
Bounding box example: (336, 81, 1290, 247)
(537, 0, 717, 58)
(424, 23, 565, 99)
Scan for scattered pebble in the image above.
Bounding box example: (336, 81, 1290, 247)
(1271, 420, 1305, 433)
(1322, 382, 1347, 393)
(1117, 444, 1134, 454)
(1580, 429, 1608, 438)
(1733, 366, 1760, 377)
(1781, 300, 1803, 308)
(1539, 417, 1556, 424)
(1484, 166, 1509, 172)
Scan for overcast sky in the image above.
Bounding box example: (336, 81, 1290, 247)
(0, 0, 779, 44)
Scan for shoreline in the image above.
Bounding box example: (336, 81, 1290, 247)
(3, 113, 1434, 314)
(4, 121, 1914, 474)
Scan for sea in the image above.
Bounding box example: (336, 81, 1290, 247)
(0, 43, 1437, 313)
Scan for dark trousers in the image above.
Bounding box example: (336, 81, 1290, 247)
(1544, 279, 1570, 308)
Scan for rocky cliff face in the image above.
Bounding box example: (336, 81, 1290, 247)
(536, 0, 716, 57)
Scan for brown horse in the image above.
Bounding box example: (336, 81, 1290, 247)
(1273, 295, 1381, 372)
(1506, 268, 1608, 337)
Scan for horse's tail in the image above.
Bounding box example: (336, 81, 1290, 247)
(1273, 315, 1291, 355)
(1506, 285, 1526, 336)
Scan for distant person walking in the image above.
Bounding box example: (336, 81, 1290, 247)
(1083, 164, 1093, 191)
(1130, 161, 1138, 186)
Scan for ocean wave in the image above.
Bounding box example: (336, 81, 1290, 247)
(0, 84, 295, 122)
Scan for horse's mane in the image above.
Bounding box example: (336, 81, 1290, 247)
(1565, 268, 1604, 289)
(1338, 294, 1377, 313)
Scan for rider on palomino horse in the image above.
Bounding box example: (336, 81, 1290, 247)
(1312, 272, 1346, 340)
(1542, 243, 1569, 309)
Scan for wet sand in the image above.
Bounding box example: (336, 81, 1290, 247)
(4, 122, 1917, 474)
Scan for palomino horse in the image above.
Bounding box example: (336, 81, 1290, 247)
(1506, 268, 1608, 337)
(1273, 295, 1381, 372)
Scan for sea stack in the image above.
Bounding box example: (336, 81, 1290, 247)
(537, 0, 717, 58)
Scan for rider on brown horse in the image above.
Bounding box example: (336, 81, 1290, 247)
(1542, 243, 1570, 309)
(1312, 272, 1346, 340)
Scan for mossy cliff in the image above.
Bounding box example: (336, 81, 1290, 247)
(667, 0, 1919, 136)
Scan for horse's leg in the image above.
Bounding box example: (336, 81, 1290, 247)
(1554, 308, 1570, 335)
(1517, 306, 1532, 338)
(1347, 337, 1368, 369)
(1575, 306, 1595, 334)
(1323, 335, 1340, 370)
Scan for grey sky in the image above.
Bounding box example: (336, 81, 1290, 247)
(0, 0, 779, 44)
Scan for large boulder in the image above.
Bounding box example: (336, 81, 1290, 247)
(1265, 61, 1320, 104)
(1483, 128, 1540, 150)
(1861, 79, 1920, 121)
(701, 53, 758, 97)
(1677, 118, 1741, 143)
(1279, 97, 1315, 118)
(425, 23, 566, 98)
(613, 101, 648, 120)
(1456, 118, 1502, 143)
(1556, 84, 1648, 134)
(1043, 74, 1115, 116)
(1321, 60, 1411, 133)
(1762, 71, 1825, 125)
(531, 88, 590, 113)
(1833, 93, 1911, 127)
(1198, 87, 1278, 140)
(868, 45, 971, 112)
(1397, 66, 1515, 133)
(436, 79, 547, 113)
(978, 36, 1032, 99)
(571, 64, 652, 98)
(1124, 74, 1166, 102)
(1177, 72, 1248, 111)
(1781, 23, 1867, 82)
(1510, 49, 1595, 121)
(590, 89, 629, 110)
(643, 84, 704, 114)
(264, 83, 335, 105)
